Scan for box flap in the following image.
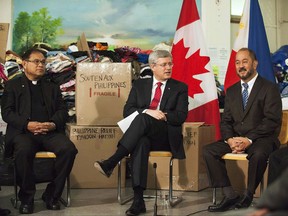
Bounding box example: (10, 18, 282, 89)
(0, 23, 9, 63)
(77, 32, 92, 60)
(185, 122, 205, 128)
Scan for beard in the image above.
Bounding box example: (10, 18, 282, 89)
(237, 67, 255, 81)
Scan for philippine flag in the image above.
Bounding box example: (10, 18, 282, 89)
(171, 0, 221, 140)
(224, 0, 275, 90)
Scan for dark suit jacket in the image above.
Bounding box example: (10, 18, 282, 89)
(1, 74, 68, 157)
(221, 75, 282, 147)
(123, 77, 188, 159)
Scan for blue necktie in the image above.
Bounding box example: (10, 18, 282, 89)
(242, 83, 249, 110)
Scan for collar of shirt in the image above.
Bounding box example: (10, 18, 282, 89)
(241, 73, 258, 96)
(150, 77, 167, 109)
(152, 77, 167, 90)
(32, 80, 38, 85)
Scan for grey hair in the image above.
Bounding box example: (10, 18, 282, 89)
(148, 50, 172, 65)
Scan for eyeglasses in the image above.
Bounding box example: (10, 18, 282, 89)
(26, 59, 46, 65)
(155, 62, 173, 68)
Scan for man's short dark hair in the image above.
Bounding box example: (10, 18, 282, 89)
(238, 47, 258, 61)
(22, 48, 46, 60)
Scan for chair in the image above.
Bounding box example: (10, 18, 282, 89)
(211, 153, 262, 204)
(212, 110, 288, 204)
(117, 151, 182, 207)
(11, 151, 71, 208)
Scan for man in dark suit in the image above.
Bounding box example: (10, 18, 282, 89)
(203, 47, 282, 212)
(1, 48, 78, 214)
(94, 50, 188, 216)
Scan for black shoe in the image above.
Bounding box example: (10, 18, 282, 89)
(208, 196, 239, 212)
(125, 199, 146, 216)
(235, 194, 253, 209)
(42, 192, 61, 210)
(46, 199, 61, 210)
(19, 203, 34, 214)
(0, 208, 11, 216)
(94, 160, 113, 178)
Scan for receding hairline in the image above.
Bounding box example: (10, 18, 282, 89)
(148, 50, 172, 65)
(237, 47, 257, 61)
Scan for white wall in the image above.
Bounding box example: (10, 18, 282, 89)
(201, 0, 231, 84)
(279, 0, 288, 46)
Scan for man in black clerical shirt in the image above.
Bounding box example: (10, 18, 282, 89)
(1, 48, 78, 214)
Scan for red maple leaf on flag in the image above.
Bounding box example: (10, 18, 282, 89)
(172, 39, 210, 98)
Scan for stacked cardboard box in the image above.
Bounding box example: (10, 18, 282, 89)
(66, 124, 126, 188)
(76, 63, 132, 125)
(147, 123, 215, 191)
(68, 62, 132, 188)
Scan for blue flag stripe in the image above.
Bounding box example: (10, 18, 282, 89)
(248, 0, 275, 83)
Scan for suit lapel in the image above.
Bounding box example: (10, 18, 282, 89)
(144, 78, 153, 107)
(244, 76, 262, 116)
(20, 76, 31, 116)
(243, 76, 262, 116)
(233, 82, 245, 117)
(160, 79, 172, 110)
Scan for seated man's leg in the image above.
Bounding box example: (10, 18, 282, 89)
(95, 113, 166, 176)
(268, 147, 288, 185)
(126, 137, 151, 216)
(236, 137, 275, 209)
(126, 121, 169, 216)
(13, 134, 38, 214)
(203, 141, 239, 212)
(95, 113, 168, 215)
(42, 132, 78, 209)
(203, 141, 233, 188)
(130, 137, 151, 189)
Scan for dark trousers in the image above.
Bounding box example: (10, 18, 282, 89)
(203, 137, 275, 194)
(119, 113, 170, 189)
(13, 132, 78, 204)
(268, 147, 288, 185)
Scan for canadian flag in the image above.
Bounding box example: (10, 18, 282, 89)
(171, 0, 221, 140)
(224, 0, 275, 90)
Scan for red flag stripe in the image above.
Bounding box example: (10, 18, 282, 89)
(176, 0, 200, 30)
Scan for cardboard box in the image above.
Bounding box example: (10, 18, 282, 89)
(76, 63, 132, 125)
(226, 159, 268, 198)
(77, 32, 92, 60)
(0, 23, 9, 63)
(147, 123, 215, 191)
(66, 123, 125, 188)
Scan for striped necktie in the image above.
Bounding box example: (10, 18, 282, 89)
(242, 83, 249, 110)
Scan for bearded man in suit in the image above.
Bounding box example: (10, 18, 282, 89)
(94, 49, 188, 216)
(203, 47, 282, 212)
